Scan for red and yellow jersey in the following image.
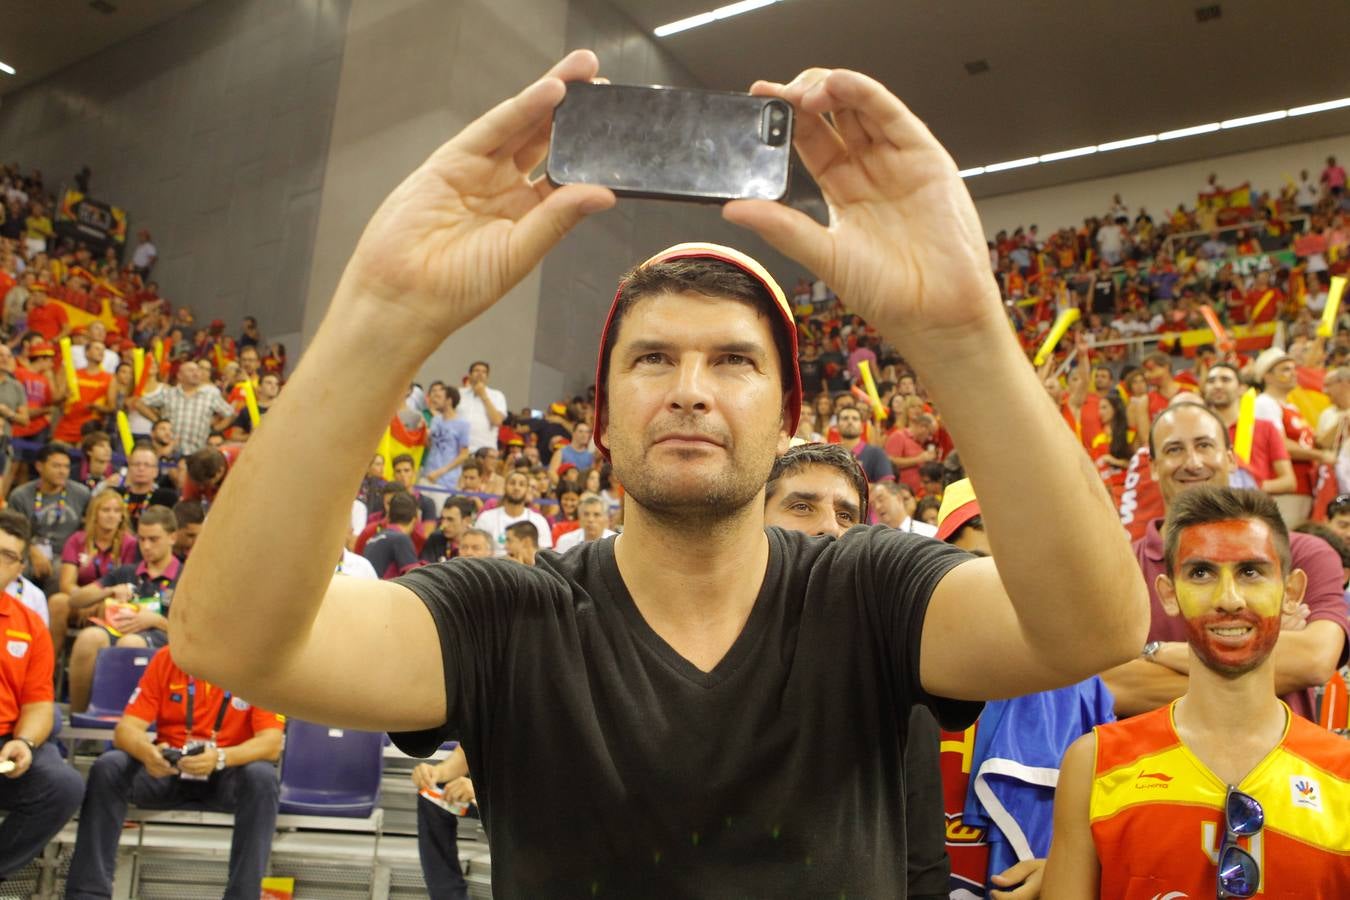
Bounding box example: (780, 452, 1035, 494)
(940, 724, 990, 896)
(1091, 701, 1350, 899)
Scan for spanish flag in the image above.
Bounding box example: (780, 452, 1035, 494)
(378, 410, 427, 479)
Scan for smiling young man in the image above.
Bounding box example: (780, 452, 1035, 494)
(1101, 403, 1348, 720)
(171, 53, 1147, 896)
(1044, 487, 1350, 899)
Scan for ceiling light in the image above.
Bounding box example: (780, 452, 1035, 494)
(984, 156, 1039, 173)
(1221, 110, 1287, 129)
(1038, 145, 1097, 163)
(0, 61, 14, 76)
(957, 166, 986, 178)
(1097, 134, 1158, 152)
(654, 0, 780, 36)
(1158, 122, 1220, 140)
(1289, 97, 1350, 117)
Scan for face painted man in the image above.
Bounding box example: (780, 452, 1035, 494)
(1046, 486, 1350, 898)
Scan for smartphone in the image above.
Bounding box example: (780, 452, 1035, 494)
(547, 82, 793, 203)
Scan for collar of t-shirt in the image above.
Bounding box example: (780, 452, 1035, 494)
(136, 555, 182, 582)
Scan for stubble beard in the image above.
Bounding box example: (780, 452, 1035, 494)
(611, 433, 774, 532)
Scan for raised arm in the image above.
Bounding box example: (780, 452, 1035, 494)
(724, 68, 1148, 701)
(168, 51, 615, 731)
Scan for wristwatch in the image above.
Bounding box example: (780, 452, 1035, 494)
(1141, 641, 1163, 663)
(15, 737, 36, 752)
(215, 748, 227, 771)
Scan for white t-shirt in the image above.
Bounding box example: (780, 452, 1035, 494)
(69, 346, 120, 374)
(351, 500, 368, 536)
(474, 505, 553, 557)
(1297, 179, 1321, 207)
(895, 517, 938, 538)
(6, 576, 47, 626)
(1253, 393, 1286, 431)
(458, 386, 507, 451)
(338, 550, 378, 580)
(131, 241, 158, 269)
(555, 528, 617, 553)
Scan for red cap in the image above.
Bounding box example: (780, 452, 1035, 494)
(592, 243, 801, 458)
(558, 462, 577, 475)
(28, 342, 55, 358)
(210, 318, 225, 331)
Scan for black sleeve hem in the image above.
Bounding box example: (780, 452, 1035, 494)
(386, 572, 454, 758)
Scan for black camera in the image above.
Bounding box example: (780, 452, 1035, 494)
(160, 743, 207, 766)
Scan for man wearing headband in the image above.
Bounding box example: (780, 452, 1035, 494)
(173, 51, 1148, 895)
(1044, 487, 1350, 897)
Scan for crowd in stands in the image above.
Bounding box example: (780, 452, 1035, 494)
(0, 144, 1348, 897)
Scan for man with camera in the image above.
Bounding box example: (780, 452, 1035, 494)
(172, 52, 1148, 895)
(65, 645, 284, 900)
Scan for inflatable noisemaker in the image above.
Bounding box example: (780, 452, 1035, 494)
(116, 411, 135, 458)
(240, 378, 261, 429)
(59, 337, 80, 404)
(1032, 308, 1080, 367)
(1233, 388, 1257, 465)
(131, 347, 148, 396)
(1317, 276, 1346, 339)
(857, 360, 888, 421)
(1199, 305, 1234, 353)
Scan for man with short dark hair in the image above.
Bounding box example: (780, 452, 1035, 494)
(174, 55, 1148, 896)
(98, 443, 180, 529)
(421, 497, 476, 564)
(473, 470, 552, 557)
(0, 509, 83, 880)
(8, 442, 91, 605)
(1046, 487, 1350, 897)
(172, 501, 205, 562)
(1202, 362, 1295, 495)
(390, 453, 437, 524)
(1252, 346, 1328, 526)
(363, 493, 421, 579)
(181, 445, 240, 507)
(1101, 404, 1348, 720)
(458, 361, 505, 452)
(504, 520, 539, 566)
(830, 406, 893, 483)
(422, 386, 472, 490)
(886, 412, 937, 492)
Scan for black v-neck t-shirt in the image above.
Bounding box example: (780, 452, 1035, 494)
(392, 525, 981, 898)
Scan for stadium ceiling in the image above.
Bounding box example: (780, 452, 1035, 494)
(610, 0, 1350, 198)
(0, 0, 206, 97)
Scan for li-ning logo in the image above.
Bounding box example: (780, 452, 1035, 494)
(1291, 775, 1322, 811)
(1135, 770, 1174, 789)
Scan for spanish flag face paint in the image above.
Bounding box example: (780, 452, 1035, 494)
(592, 243, 801, 459)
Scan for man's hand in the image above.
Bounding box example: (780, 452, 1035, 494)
(108, 583, 135, 603)
(176, 748, 217, 778)
(444, 776, 476, 804)
(411, 762, 440, 793)
(723, 68, 1001, 352)
(337, 50, 615, 343)
(1282, 602, 1311, 632)
(29, 552, 51, 580)
(0, 739, 32, 778)
(143, 744, 176, 779)
(111, 608, 162, 634)
(990, 858, 1045, 899)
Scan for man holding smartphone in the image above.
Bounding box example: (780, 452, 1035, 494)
(171, 51, 1149, 896)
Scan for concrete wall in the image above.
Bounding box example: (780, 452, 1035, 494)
(975, 131, 1350, 238)
(0, 0, 351, 339)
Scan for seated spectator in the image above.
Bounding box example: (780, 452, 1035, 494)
(914, 495, 941, 527)
(7, 442, 91, 611)
(172, 500, 205, 562)
(421, 497, 477, 564)
(390, 452, 437, 524)
(1045, 488, 1350, 896)
(886, 412, 937, 491)
(74, 431, 112, 492)
(555, 493, 616, 553)
(0, 343, 30, 497)
(0, 510, 83, 881)
(917, 461, 945, 500)
(870, 481, 937, 536)
(48, 489, 139, 649)
(149, 418, 182, 486)
(411, 744, 476, 900)
(96, 443, 181, 527)
(473, 447, 505, 496)
(362, 493, 421, 579)
(474, 470, 552, 557)
(65, 646, 284, 900)
(548, 421, 594, 484)
(550, 485, 581, 544)
(456, 528, 494, 560)
(67, 506, 181, 712)
(455, 459, 485, 496)
(180, 444, 240, 508)
(1100, 404, 1347, 719)
(830, 406, 893, 483)
(504, 521, 539, 566)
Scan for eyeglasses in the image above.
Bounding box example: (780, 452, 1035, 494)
(1216, 785, 1263, 898)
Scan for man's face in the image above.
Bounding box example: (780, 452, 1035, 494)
(240, 348, 260, 375)
(128, 451, 158, 488)
(459, 533, 492, 558)
(836, 408, 863, 440)
(85, 340, 105, 367)
(504, 472, 529, 504)
(603, 292, 785, 522)
(765, 464, 861, 539)
(1093, 368, 1112, 393)
(88, 442, 111, 469)
(1142, 360, 1168, 387)
(1150, 407, 1234, 505)
(393, 461, 416, 488)
(0, 530, 24, 589)
(440, 506, 468, 540)
(206, 433, 225, 450)
(38, 453, 70, 489)
(469, 363, 489, 385)
(1159, 519, 1300, 677)
(178, 362, 200, 386)
(260, 374, 281, 402)
(1266, 360, 1297, 392)
(0, 345, 16, 375)
(153, 421, 174, 446)
(572, 422, 591, 447)
(1330, 511, 1350, 544)
(504, 532, 522, 559)
(579, 502, 608, 537)
(458, 469, 481, 492)
(138, 523, 172, 565)
(909, 418, 932, 443)
(1202, 367, 1241, 408)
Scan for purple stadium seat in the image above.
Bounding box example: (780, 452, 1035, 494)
(278, 720, 384, 818)
(70, 646, 155, 728)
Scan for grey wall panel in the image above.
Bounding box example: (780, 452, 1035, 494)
(0, 0, 352, 339)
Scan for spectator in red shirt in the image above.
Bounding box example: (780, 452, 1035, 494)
(1201, 362, 1295, 495)
(884, 412, 936, 491)
(1242, 271, 1283, 324)
(48, 489, 139, 650)
(65, 646, 283, 900)
(1139, 351, 1182, 419)
(53, 339, 114, 444)
(180, 444, 241, 507)
(1252, 347, 1329, 526)
(25, 290, 68, 342)
(0, 510, 83, 879)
